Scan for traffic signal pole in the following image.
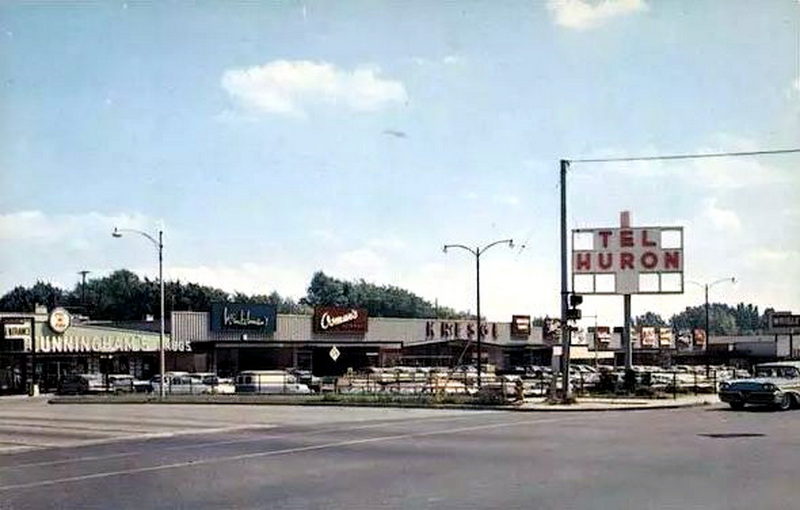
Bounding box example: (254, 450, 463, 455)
(560, 159, 572, 402)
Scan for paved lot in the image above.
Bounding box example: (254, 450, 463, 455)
(0, 399, 798, 509)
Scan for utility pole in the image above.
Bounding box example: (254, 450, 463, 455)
(78, 270, 91, 309)
(560, 159, 571, 402)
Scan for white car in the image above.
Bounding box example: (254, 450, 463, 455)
(151, 373, 208, 395)
(201, 375, 236, 394)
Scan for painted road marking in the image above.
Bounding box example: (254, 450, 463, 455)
(1, 412, 493, 469)
(0, 416, 571, 491)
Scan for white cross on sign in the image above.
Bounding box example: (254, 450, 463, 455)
(329, 345, 340, 362)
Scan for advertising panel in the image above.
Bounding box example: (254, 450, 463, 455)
(572, 226, 684, 295)
(313, 307, 368, 334)
(210, 303, 277, 333)
(640, 326, 657, 348)
(510, 315, 531, 336)
(692, 328, 707, 347)
(595, 326, 611, 346)
(543, 318, 561, 345)
(769, 312, 800, 333)
(658, 328, 673, 347)
(1, 317, 34, 352)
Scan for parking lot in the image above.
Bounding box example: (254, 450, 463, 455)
(1, 399, 798, 509)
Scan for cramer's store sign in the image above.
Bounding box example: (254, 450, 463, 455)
(313, 307, 369, 334)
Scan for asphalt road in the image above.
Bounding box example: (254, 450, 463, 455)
(0, 401, 797, 510)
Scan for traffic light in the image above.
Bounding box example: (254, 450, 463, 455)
(567, 293, 583, 321)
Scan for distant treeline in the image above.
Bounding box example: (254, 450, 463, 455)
(0, 270, 777, 333)
(0, 270, 470, 321)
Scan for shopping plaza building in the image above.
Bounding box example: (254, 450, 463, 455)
(2, 303, 794, 394)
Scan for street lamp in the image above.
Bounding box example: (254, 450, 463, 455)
(112, 227, 165, 399)
(687, 277, 735, 359)
(443, 239, 513, 388)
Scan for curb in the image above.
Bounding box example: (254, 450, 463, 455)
(47, 396, 715, 412)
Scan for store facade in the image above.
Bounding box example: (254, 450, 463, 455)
(172, 305, 551, 376)
(0, 308, 190, 394)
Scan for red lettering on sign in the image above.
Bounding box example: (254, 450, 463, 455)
(620, 230, 634, 247)
(598, 231, 613, 248)
(664, 251, 681, 269)
(620, 252, 634, 270)
(576, 253, 591, 271)
(598, 253, 613, 270)
(642, 230, 657, 247)
(641, 251, 658, 269)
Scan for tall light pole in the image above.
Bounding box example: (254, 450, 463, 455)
(688, 277, 735, 362)
(78, 270, 91, 309)
(443, 239, 513, 388)
(112, 227, 165, 399)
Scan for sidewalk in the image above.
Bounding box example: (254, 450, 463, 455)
(513, 394, 716, 412)
(42, 393, 719, 412)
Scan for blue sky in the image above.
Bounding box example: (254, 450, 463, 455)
(1, 0, 798, 325)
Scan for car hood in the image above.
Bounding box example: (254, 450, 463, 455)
(725, 377, 786, 386)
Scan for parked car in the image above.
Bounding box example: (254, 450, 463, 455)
(199, 374, 236, 394)
(107, 374, 151, 394)
(288, 369, 321, 392)
(151, 372, 208, 395)
(718, 361, 800, 411)
(57, 374, 106, 395)
(235, 370, 311, 394)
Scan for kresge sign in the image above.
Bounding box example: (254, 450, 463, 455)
(210, 303, 277, 333)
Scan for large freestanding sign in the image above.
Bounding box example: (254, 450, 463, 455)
(313, 307, 368, 334)
(572, 226, 684, 294)
(210, 303, 277, 333)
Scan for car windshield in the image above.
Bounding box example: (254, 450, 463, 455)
(755, 366, 799, 378)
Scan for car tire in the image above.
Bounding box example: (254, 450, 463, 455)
(777, 393, 792, 411)
(729, 402, 745, 411)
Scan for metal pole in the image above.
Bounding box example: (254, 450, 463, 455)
(560, 159, 571, 401)
(624, 295, 632, 370)
(159, 230, 165, 400)
(704, 284, 710, 348)
(475, 249, 482, 389)
(78, 270, 90, 308)
(705, 284, 709, 375)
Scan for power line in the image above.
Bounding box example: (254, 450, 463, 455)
(569, 148, 800, 164)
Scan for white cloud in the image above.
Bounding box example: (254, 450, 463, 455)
(0, 210, 162, 292)
(747, 249, 799, 263)
(0, 210, 153, 246)
(166, 263, 308, 298)
(409, 55, 466, 67)
(367, 236, 407, 251)
(493, 194, 521, 207)
(704, 198, 741, 231)
(334, 248, 387, 281)
(221, 60, 407, 117)
(547, 0, 647, 30)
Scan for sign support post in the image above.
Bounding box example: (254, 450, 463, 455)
(623, 294, 632, 371)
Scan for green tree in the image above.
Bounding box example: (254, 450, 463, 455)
(301, 271, 468, 319)
(634, 312, 668, 327)
(0, 282, 65, 312)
